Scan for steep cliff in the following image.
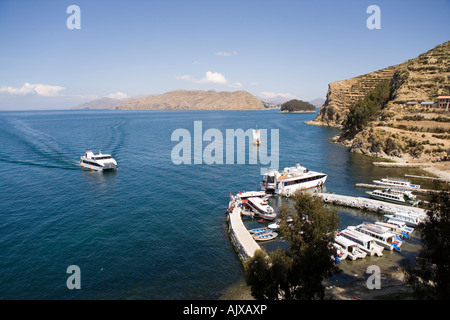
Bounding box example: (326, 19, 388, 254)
(309, 41, 450, 127)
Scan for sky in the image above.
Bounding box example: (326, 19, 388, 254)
(0, 0, 449, 110)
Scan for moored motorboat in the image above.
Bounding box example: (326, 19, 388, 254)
(340, 228, 384, 257)
(373, 178, 420, 190)
(350, 224, 401, 251)
(334, 234, 367, 260)
(366, 189, 419, 206)
(375, 221, 413, 238)
(384, 212, 424, 228)
(246, 197, 277, 221)
(261, 163, 327, 197)
(252, 230, 278, 241)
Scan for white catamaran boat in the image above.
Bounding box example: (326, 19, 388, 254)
(340, 229, 384, 257)
(350, 224, 402, 251)
(246, 197, 277, 221)
(366, 189, 419, 206)
(373, 178, 420, 190)
(261, 163, 327, 197)
(80, 150, 117, 171)
(334, 235, 367, 260)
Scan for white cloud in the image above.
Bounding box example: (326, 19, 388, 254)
(176, 71, 243, 88)
(0, 82, 65, 97)
(175, 74, 196, 81)
(216, 51, 238, 56)
(105, 91, 128, 99)
(258, 91, 298, 100)
(195, 71, 228, 84)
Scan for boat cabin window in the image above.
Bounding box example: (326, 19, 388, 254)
(93, 156, 112, 160)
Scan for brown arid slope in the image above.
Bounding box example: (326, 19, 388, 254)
(118, 89, 265, 110)
(309, 41, 450, 128)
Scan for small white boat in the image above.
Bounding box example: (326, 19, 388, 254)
(373, 178, 420, 190)
(334, 235, 367, 260)
(252, 230, 278, 241)
(332, 243, 348, 262)
(340, 229, 384, 257)
(350, 224, 402, 251)
(366, 189, 419, 206)
(80, 150, 117, 171)
(246, 197, 277, 221)
(253, 127, 260, 145)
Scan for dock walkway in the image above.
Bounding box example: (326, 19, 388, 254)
(227, 200, 261, 261)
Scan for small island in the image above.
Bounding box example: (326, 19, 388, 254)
(281, 99, 316, 113)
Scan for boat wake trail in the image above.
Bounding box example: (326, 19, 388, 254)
(0, 119, 79, 170)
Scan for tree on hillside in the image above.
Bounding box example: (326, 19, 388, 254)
(403, 190, 450, 299)
(343, 80, 391, 135)
(244, 192, 340, 300)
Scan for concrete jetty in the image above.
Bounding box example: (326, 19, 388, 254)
(227, 200, 262, 261)
(314, 192, 427, 217)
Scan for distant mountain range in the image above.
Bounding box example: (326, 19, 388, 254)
(75, 90, 325, 111)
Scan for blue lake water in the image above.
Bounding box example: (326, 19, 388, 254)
(0, 109, 428, 299)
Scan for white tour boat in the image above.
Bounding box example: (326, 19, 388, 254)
(340, 229, 384, 257)
(366, 189, 419, 206)
(375, 221, 413, 238)
(79, 150, 117, 171)
(384, 212, 425, 228)
(373, 178, 420, 190)
(334, 235, 367, 260)
(246, 197, 277, 221)
(350, 224, 402, 251)
(261, 163, 327, 197)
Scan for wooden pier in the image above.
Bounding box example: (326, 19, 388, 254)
(227, 200, 261, 261)
(314, 192, 427, 217)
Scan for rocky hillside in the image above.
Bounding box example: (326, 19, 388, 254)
(309, 41, 450, 127)
(76, 89, 265, 110)
(119, 90, 265, 110)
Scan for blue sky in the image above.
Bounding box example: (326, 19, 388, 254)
(0, 0, 449, 110)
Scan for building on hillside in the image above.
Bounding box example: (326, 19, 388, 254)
(437, 96, 450, 108)
(421, 101, 437, 108)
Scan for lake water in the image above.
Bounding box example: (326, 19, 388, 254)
(0, 109, 429, 299)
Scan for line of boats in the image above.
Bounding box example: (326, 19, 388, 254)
(332, 219, 415, 262)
